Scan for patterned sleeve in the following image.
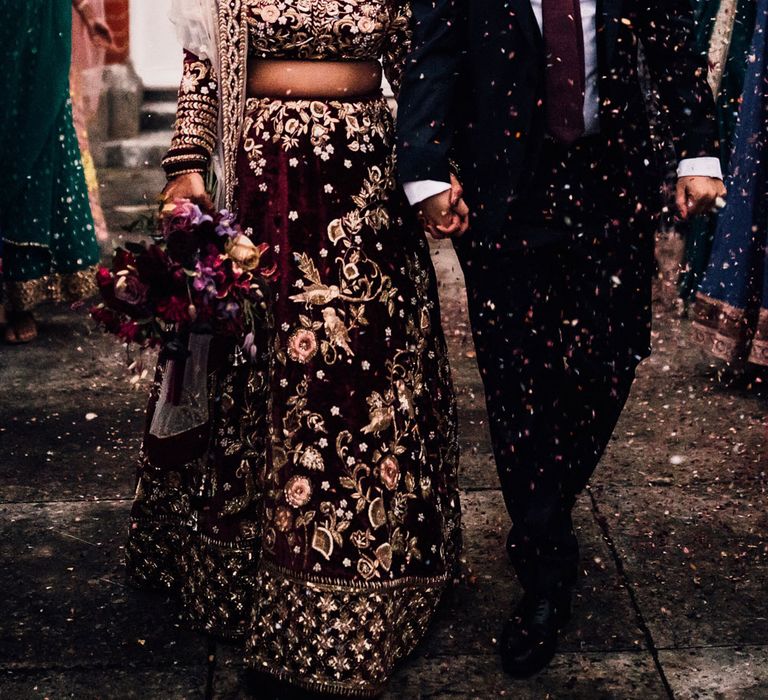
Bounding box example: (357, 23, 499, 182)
(382, 2, 413, 99)
(162, 50, 220, 179)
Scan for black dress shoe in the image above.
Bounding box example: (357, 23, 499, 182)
(499, 592, 572, 678)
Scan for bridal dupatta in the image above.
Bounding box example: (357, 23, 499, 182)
(169, 0, 247, 209)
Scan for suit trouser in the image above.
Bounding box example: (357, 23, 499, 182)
(456, 139, 655, 594)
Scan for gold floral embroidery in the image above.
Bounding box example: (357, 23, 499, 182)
(242, 97, 391, 166)
(240, 96, 458, 592)
(245, 562, 448, 696)
(247, 0, 400, 63)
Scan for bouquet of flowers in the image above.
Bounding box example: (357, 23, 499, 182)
(91, 200, 274, 362)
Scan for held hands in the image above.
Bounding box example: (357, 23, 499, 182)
(676, 176, 727, 220)
(418, 174, 470, 239)
(159, 173, 214, 219)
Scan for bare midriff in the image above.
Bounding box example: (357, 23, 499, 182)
(247, 59, 383, 99)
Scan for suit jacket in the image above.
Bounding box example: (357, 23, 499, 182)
(396, 0, 720, 246)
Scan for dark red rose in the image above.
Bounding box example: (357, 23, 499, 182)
(91, 305, 121, 334)
(96, 266, 113, 288)
(117, 321, 140, 344)
(114, 273, 149, 306)
(95, 267, 117, 305)
(157, 296, 191, 324)
(112, 248, 136, 272)
(134, 245, 172, 292)
(166, 228, 201, 265)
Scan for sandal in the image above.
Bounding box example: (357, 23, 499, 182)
(4, 312, 37, 344)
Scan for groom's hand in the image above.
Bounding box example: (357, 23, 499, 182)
(419, 174, 470, 238)
(676, 176, 726, 220)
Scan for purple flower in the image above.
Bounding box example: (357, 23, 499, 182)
(193, 260, 219, 300)
(218, 300, 240, 320)
(215, 210, 239, 239)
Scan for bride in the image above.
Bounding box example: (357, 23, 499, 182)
(126, 1, 461, 696)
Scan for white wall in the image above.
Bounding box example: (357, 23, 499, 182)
(130, 0, 183, 90)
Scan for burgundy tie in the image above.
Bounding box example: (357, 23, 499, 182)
(542, 0, 586, 144)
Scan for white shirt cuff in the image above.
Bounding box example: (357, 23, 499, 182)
(677, 157, 723, 180)
(403, 180, 451, 206)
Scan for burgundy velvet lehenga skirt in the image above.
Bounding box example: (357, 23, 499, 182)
(126, 94, 461, 697)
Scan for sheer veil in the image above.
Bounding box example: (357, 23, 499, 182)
(169, 0, 220, 70)
(169, 0, 226, 207)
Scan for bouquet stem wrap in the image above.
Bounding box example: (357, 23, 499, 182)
(149, 333, 212, 439)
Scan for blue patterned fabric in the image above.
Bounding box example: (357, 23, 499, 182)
(693, 1, 768, 366)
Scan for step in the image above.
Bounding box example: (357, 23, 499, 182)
(141, 101, 177, 132)
(143, 87, 179, 103)
(95, 130, 172, 169)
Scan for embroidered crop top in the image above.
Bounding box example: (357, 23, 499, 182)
(162, 0, 411, 179)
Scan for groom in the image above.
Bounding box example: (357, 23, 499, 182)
(397, 0, 725, 678)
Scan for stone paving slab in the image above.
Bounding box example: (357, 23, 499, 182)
(0, 666, 208, 700)
(0, 401, 141, 503)
(210, 651, 665, 699)
(0, 309, 147, 503)
(659, 646, 768, 699)
(591, 485, 768, 650)
(425, 491, 645, 657)
(0, 501, 208, 669)
(598, 320, 766, 490)
(384, 651, 667, 699)
(600, 386, 765, 490)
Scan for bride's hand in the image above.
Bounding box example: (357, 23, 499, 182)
(418, 174, 470, 239)
(160, 173, 214, 219)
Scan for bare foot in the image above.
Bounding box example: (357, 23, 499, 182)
(4, 312, 37, 344)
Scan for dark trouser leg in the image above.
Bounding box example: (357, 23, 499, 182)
(457, 229, 652, 595)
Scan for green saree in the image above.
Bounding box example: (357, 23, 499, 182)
(0, 0, 99, 312)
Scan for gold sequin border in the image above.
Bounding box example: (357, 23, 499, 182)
(4, 265, 99, 312)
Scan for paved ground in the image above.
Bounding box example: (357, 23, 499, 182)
(1, 168, 766, 699)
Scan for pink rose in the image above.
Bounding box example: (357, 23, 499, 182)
(357, 17, 376, 34)
(260, 5, 280, 23)
(379, 456, 400, 491)
(287, 328, 318, 364)
(285, 476, 312, 508)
